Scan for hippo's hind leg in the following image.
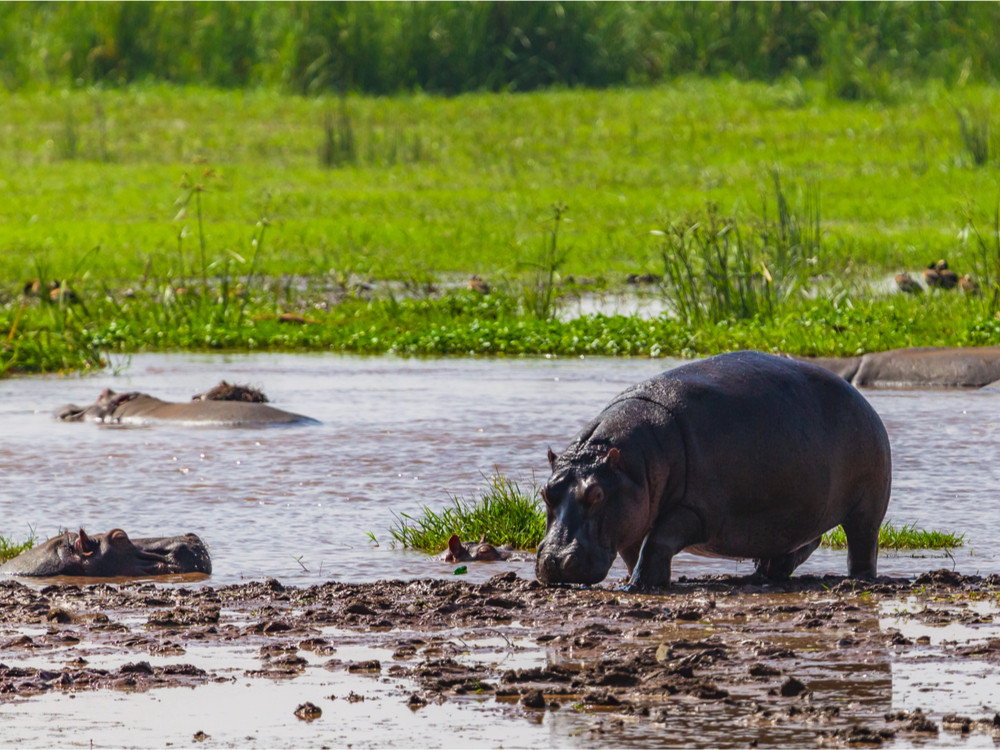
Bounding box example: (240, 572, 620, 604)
(753, 538, 821, 581)
(841, 485, 890, 579)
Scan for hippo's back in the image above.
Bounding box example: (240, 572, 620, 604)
(614, 351, 890, 559)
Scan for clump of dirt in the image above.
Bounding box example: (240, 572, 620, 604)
(1, 570, 1000, 746)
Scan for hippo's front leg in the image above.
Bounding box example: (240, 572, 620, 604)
(626, 506, 704, 590)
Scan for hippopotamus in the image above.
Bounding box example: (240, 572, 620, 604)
(535, 351, 892, 588)
(57, 387, 318, 426)
(0, 529, 211, 578)
(440, 534, 513, 563)
(801, 346, 1000, 389)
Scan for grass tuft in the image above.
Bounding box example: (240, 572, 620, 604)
(821, 522, 965, 551)
(0, 531, 35, 564)
(389, 471, 546, 554)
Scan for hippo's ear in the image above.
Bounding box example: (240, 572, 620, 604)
(604, 447, 622, 470)
(547, 447, 558, 468)
(75, 529, 96, 557)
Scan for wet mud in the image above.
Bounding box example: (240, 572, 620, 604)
(2, 570, 1000, 747)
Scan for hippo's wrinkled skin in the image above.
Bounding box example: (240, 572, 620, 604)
(441, 534, 513, 563)
(0, 529, 211, 578)
(800, 346, 1000, 388)
(536, 351, 892, 588)
(57, 388, 318, 426)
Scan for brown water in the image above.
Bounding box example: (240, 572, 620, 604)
(1, 352, 998, 585)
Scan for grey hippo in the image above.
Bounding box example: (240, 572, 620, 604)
(57, 385, 318, 425)
(0, 528, 211, 578)
(802, 346, 1000, 388)
(535, 351, 892, 588)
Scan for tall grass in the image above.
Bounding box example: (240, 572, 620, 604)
(659, 173, 820, 325)
(5, 3, 1000, 96)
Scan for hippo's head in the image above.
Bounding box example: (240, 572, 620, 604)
(0, 529, 212, 578)
(57, 389, 137, 422)
(535, 446, 646, 585)
(442, 534, 511, 563)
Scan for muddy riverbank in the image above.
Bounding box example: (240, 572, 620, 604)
(2, 570, 999, 747)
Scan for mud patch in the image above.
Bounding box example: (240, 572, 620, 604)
(1, 572, 1000, 747)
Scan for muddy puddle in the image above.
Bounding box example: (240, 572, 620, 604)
(2, 352, 1000, 746)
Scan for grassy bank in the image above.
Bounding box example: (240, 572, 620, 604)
(3, 80, 1000, 375)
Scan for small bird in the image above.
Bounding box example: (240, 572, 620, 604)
(924, 259, 958, 290)
(48, 280, 79, 304)
(895, 272, 922, 294)
(959, 274, 981, 295)
(467, 275, 490, 294)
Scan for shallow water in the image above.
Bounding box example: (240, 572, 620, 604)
(1, 352, 998, 586)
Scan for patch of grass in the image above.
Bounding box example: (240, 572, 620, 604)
(389, 471, 546, 554)
(0, 531, 35, 564)
(822, 522, 966, 551)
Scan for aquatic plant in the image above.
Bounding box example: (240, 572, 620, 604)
(658, 171, 820, 326)
(388, 471, 546, 553)
(0, 530, 35, 564)
(821, 522, 965, 551)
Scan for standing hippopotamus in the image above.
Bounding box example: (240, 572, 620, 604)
(0, 529, 212, 578)
(536, 351, 892, 588)
(57, 387, 318, 426)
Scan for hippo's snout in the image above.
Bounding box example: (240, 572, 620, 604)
(535, 537, 615, 586)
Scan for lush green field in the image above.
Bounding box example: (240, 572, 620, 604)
(3, 79, 1000, 374)
(5, 80, 1000, 279)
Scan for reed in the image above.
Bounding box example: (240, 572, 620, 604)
(5, 3, 1000, 96)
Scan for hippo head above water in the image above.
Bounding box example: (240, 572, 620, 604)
(0, 529, 212, 578)
(441, 534, 513, 563)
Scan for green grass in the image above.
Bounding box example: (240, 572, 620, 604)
(389, 471, 546, 554)
(2, 80, 1000, 284)
(0, 531, 35, 564)
(821, 522, 966, 551)
(4, 79, 1000, 375)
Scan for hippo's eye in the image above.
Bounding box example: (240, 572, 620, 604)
(582, 485, 604, 508)
(540, 487, 556, 508)
(109, 529, 131, 547)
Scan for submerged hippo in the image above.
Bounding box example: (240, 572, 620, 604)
(802, 346, 1000, 388)
(58, 387, 318, 426)
(0, 529, 211, 578)
(536, 351, 892, 588)
(440, 534, 513, 563)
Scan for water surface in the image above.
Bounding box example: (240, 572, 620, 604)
(1, 353, 996, 585)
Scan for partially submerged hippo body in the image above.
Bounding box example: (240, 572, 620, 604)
(441, 534, 513, 563)
(536, 351, 892, 588)
(802, 346, 1000, 389)
(0, 529, 211, 578)
(58, 387, 318, 426)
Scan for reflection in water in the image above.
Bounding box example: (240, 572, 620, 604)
(0, 352, 997, 586)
